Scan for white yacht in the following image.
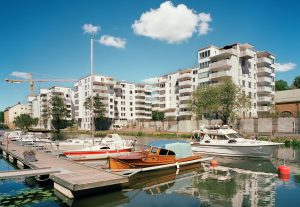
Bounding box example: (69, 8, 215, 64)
(191, 125, 283, 158)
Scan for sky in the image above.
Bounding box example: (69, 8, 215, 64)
(0, 0, 299, 111)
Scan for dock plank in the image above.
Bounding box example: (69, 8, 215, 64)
(0, 142, 128, 193)
(0, 168, 61, 179)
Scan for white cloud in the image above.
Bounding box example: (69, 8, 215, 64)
(11, 71, 30, 79)
(83, 23, 100, 34)
(142, 77, 158, 84)
(98, 35, 126, 49)
(132, 1, 212, 44)
(198, 13, 212, 35)
(275, 62, 296, 72)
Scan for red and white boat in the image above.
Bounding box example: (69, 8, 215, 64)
(63, 134, 135, 161)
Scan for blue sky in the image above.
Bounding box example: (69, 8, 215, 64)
(0, 0, 299, 110)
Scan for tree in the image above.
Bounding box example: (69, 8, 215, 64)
(293, 76, 300, 89)
(49, 95, 68, 139)
(275, 80, 289, 91)
(84, 94, 106, 118)
(13, 114, 38, 131)
(0, 111, 4, 123)
(190, 78, 251, 125)
(152, 111, 165, 121)
(84, 94, 107, 130)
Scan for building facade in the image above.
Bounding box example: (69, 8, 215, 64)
(73, 75, 152, 130)
(152, 43, 276, 120)
(28, 86, 73, 129)
(275, 89, 300, 117)
(4, 102, 29, 129)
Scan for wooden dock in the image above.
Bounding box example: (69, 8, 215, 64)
(0, 142, 128, 198)
(0, 167, 61, 179)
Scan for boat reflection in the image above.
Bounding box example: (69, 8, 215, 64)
(65, 157, 279, 207)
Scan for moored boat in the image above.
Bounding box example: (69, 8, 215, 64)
(109, 140, 204, 171)
(63, 134, 135, 161)
(191, 125, 283, 158)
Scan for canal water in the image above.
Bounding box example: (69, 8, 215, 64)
(1, 145, 300, 206)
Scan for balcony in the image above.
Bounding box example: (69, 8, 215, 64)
(209, 70, 232, 80)
(257, 67, 272, 74)
(257, 96, 272, 102)
(179, 110, 191, 116)
(178, 79, 192, 87)
(257, 86, 272, 93)
(179, 95, 190, 101)
(257, 106, 269, 111)
(178, 71, 192, 81)
(210, 59, 232, 71)
(93, 85, 107, 90)
(240, 49, 254, 59)
(210, 48, 237, 60)
(257, 76, 272, 83)
(179, 87, 192, 94)
(179, 103, 190, 109)
(257, 57, 273, 65)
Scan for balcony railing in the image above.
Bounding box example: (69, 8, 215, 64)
(209, 70, 231, 79)
(257, 76, 272, 83)
(257, 67, 272, 74)
(239, 49, 254, 59)
(210, 59, 232, 70)
(257, 86, 272, 93)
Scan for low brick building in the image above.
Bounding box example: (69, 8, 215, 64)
(275, 89, 300, 117)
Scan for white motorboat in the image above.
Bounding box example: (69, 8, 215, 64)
(191, 125, 283, 158)
(0, 130, 23, 141)
(63, 133, 135, 161)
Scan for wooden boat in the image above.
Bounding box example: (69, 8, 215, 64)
(109, 140, 202, 170)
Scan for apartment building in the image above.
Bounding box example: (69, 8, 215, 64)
(28, 86, 73, 129)
(73, 75, 152, 130)
(152, 43, 275, 120)
(4, 102, 30, 129)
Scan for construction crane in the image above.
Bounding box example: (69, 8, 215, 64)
(5, 72, 77, 97)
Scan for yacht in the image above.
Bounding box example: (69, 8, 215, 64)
(191, 125, 283, 158)
(63, 134, 136, 160)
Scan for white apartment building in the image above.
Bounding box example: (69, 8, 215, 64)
(152, 43, 275, 120)
(4, 102, 29, 129)
(73, 75, 152, 130)
(28, 86, 73, 129)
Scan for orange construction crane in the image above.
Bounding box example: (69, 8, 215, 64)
(5, 72, 77, 97)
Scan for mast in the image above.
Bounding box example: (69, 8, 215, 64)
(90, 34, 95, 146)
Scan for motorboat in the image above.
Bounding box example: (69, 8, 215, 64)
(0, 130, 23, 141)
(63, 134, 135, 161)
(109, 140, 206, 171)
(191, 125, 283, 158)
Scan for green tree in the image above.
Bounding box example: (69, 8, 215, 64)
(152, 111, 165, 121)
(0, 111, 4, 123)
(190, 78, 251, 125)
(13, 114, 38, 131)
(292, 76, 300, 89)
(49, 95, 68, 139)
(84, 94, 106, 118)
(84, 94, 108, 130)
(275, 80, 289, 91)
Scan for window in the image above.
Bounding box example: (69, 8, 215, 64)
(151, 147, 158, 154)
(248, 82, 251, 88)
(110, 99, 113, 102)
(110, 105, 113, 109)
(242, 80, 245, 87)
(130, 102, 133, 106)
(130, 91, 132, 94)
(159, 149, 169, 155)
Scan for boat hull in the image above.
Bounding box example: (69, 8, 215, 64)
(109, 154, 201, 170)
(191, 143, 280, 158)
(64, 148, 132, 161)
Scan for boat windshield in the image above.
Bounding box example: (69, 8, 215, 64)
(226, 133, 243, 139)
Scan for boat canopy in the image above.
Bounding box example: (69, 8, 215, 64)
(147, 140, 193, 158)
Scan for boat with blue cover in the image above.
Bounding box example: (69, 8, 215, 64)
(109, 140, 203, 170)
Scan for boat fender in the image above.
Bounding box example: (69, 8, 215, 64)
(210, 160, 218, 167)
(278, 165, 290, 175)
(176, 162, 180, 169)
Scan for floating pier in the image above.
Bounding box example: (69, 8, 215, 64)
(0, 142, 128, 198)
